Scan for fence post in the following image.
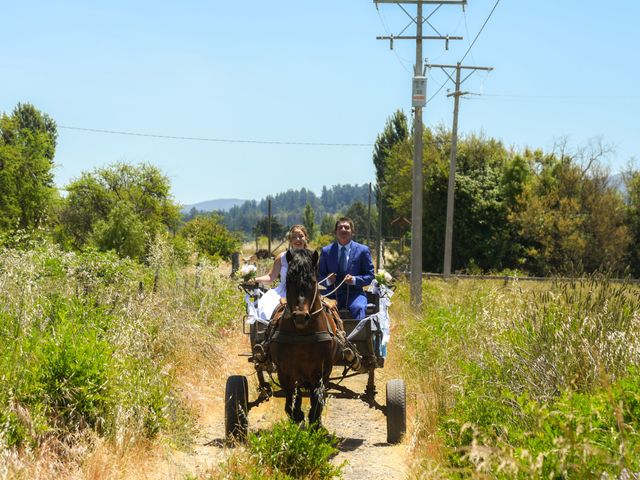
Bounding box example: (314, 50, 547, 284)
(195, 261, 202, 289)
(231, 252, 240, 278)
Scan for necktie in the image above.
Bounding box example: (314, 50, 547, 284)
(338, 246, 347, 274)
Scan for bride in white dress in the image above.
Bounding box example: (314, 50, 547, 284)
(254, 224, 309, 321)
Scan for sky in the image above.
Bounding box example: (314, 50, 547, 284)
(2, 1, 639, 205)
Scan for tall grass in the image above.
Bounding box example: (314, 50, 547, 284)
(0, 236, 243, 477)
(398, 277, 640, 478)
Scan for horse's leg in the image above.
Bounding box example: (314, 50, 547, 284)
(308, 378, 326, 428)
(281, 375, 301, 423)
(292, 386, 304, 423)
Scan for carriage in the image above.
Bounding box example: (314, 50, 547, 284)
(225, 267, 407, 444)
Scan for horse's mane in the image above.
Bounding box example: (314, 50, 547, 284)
(286, 249, 316, 295)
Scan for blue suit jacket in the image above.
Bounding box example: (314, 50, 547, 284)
(318, 241, 375, 298)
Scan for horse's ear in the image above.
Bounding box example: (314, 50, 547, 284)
(286, 249, 293, 264)
(311, 249, 319, 266)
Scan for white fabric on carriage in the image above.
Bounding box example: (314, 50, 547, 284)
(255, 252, 288, 321)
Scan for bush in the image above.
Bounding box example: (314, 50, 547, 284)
(246, 421, 344, 479)
(180, 214, 240, 261)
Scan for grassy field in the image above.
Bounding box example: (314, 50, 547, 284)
(3, 237, 640, 479)
(394, 277, 640, 478)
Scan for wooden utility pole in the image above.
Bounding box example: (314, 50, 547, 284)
(425, 62, 493, 278)
(267, 197, 272, 255)
(376, 187, 382, 269)
(367, 182, 372, 246)
(410, 1, 424, 309)
(375, 0, 465, 309)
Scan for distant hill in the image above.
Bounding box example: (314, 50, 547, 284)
(182, 198, 248, 213)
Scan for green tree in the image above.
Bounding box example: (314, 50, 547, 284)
(511, 146, 629, 275)
(59, 162, 181, 259)
(344, 201, 373, 241)
(319, 213, 336, 236)
(0, 103, 58, 231)
(625, 170, 640, 275)
(373, 110, 409, 237)
(93, 202, 146, 259)
(180, 214, 240, 261)
(253, 216, 285, 240)
(384, 127, 515, 272)
(302, 203, 316, 240)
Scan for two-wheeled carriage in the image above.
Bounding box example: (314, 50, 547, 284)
(226, 276, 407, 444)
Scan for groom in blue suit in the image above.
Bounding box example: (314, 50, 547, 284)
(319, 217, 375, 320)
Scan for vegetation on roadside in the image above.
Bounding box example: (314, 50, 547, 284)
(398, 277, 640, 478)
(204, 421, 344, 480)
(0, 235, 243, 477)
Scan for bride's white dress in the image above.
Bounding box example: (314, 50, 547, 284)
(256, 252, 288, 321)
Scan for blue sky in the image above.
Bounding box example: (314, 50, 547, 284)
(2, 1, 639, 204)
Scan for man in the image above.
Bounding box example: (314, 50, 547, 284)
(319, 217, 375, 320)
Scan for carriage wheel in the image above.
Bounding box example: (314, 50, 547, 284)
(225, 375, 249, 441)
(386, 378, 406, 444)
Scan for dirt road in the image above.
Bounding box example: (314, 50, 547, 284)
(152, 327, 409, 479)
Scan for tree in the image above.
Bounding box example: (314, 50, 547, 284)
(344, 201, 372, 241)
(180, 214, 240, 261)
(511, 145, 630, 275)
(253, 216, 285, 240)
(319, 214, 336, 236)
(625, 170, 640, 275)
(0, 103, 58, 231)
(59, 162, 181, 259)
(373, 110, 409, 237)
(302, 203, 316, 240)
(384, 127, 515, 272)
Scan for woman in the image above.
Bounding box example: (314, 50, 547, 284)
(254, 224, 309, 321)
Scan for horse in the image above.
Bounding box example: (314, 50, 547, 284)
(268, 248, 340, 426)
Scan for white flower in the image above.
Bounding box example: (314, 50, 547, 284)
(240, 264, 257, 281)
(375, 269, 393, 286)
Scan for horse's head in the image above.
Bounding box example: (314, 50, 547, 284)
(285, 248, 319, 331)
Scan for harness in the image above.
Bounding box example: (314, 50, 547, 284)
(271, 283, 338, 344)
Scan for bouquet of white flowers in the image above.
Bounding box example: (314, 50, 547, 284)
(374, 269, 393, 286)
(239, 264, 257, 282)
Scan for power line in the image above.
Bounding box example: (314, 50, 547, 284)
(459, 0, 501, 63)
(59, 125, 375, 147)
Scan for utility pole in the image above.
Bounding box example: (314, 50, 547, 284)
(425, 62, 493, 278)
(267, 197, 272, 255)
(376, 187, 382, 270)
(367, 182, 372, 246)
(375, 0, 465, 309)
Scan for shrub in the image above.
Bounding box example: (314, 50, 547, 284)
(246, 421, 344, 479)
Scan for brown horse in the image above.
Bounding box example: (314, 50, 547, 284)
(269, 248, 339, 425)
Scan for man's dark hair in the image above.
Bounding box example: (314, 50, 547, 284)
(334, 217, 355, 233)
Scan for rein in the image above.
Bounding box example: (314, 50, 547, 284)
(321, 275, 349, 298)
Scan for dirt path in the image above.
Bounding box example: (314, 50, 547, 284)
(146, 327, 409, 479)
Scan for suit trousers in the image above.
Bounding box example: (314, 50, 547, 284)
(336, 290, 367, 320)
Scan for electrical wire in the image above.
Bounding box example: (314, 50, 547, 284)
(59, 125, 376, 147)
(459, 0, 501, 63)
(426, 79, 449, 105)
(376, 5, 413, 74)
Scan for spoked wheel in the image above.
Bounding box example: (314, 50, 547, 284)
(386, 378, 406, 444)
(225, 375, 249, 441)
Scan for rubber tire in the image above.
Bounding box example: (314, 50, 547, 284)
(225, 375, 249, 441)
(386, 378, 406, 444)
